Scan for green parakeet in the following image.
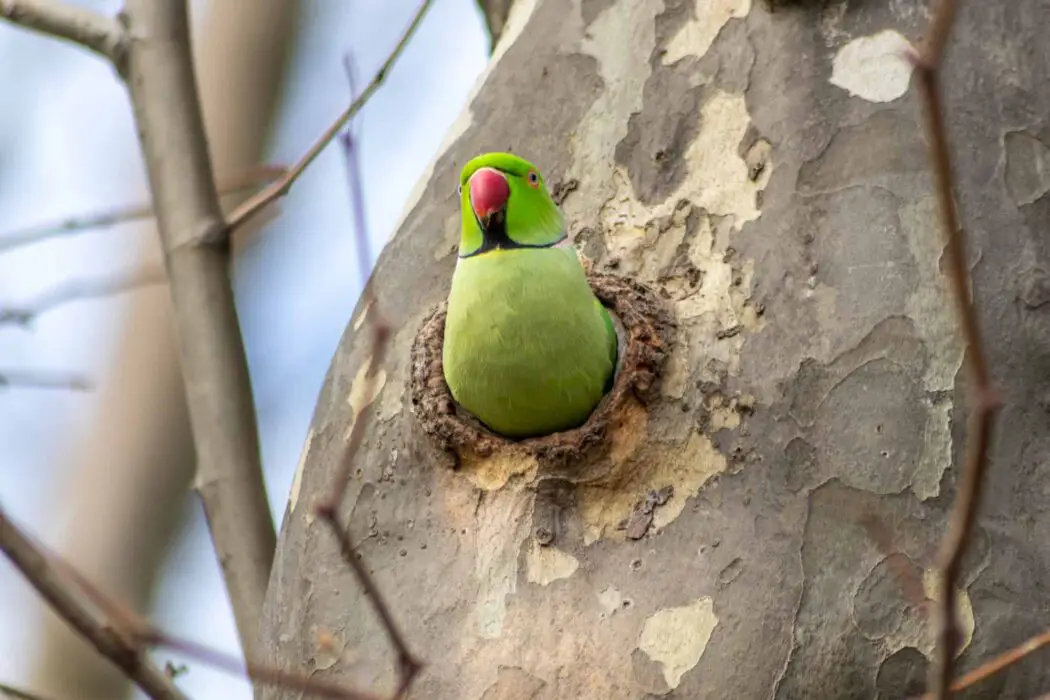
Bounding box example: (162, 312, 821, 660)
(442, 152, 618, 439)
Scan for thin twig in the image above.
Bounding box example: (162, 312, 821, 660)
(0, 370, 90, 391)
(0, 503, 392, 700)
(0, 0, 125, 64)
(224, 0, 435, 233)
(0, 681, 61, 700)
(121, 0, 276, 657)
(0, 267, 166, 327)
(0, 165, 286, 255)
(142, 630, 384, 700)
(312, 74, 420, 699)
(0, 507, 189, 700)
(912, 0, 1002, 696)
(919, 627, 1050, 697)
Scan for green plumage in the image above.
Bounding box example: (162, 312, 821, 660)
(442, 152, 617, 438)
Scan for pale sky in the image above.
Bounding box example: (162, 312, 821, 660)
(0, 1, 488, 697)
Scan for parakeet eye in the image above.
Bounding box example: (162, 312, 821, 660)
(527, 171, 540, 187)
(457, 183, 463, 196)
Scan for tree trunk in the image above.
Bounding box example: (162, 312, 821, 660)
(262, 1, 1050, 697)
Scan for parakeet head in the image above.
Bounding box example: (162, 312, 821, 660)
(456, 152, 565, 258)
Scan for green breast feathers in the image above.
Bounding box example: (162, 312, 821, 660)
(442, 152, 618, 439)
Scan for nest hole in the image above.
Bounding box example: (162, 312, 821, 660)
(409, 272, 676, 467)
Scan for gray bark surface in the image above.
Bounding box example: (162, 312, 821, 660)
(262, 1, 1050, 698)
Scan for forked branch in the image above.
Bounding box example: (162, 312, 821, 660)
(0, 506, 189, 700)
(0, 165, 285, 255)
(0, 504, 386, 700)
(0, 267, 166, 327)
(912, 0, 1002, 697)
(224, 0, 434, 233)
(310, 71, 421, 699)
(0, 0, 125, 64)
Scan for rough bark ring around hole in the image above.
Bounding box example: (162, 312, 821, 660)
(409, 272, 676, 468)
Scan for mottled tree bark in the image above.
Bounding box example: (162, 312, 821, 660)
(262, 1, 1050, 698)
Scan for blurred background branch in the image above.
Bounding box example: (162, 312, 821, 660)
(0, 2, 489, 699)
(0, 0, 124, 63)
(0, 267, 165, 328)
(12, 1, 298, 697)
(0, 165, 285, 255)
(0, 370, 89, 391)
(121, 0, 276, 657)
(0, 505, 190, 700)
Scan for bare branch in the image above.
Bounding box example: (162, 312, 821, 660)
(311, 89, 420, 699)
(0, 681, 60, 700)
(0, 267, 166, 327)
(0, 0, 125, 64)
(2, 503, 391, 700)
(121, 0, 274, 656)
(46, 546, 384, 700)
(919, 627, 1050, 697)
(143, 631, 385, 700)
(225, 0, 435, 233)
(912, 1, 1003, 696)
(0, 165, 286, 255)
(0, 507, 189, 700)
(0, 370, 90, 391)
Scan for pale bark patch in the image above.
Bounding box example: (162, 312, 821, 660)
(637, 597, 718, 690)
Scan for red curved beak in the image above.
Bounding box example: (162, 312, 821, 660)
(468, 167, 510, 224)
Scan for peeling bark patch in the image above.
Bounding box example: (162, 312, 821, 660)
(777, 481, 899, 697)
(479, 666, 547, 699)
(1004, 131, 1050, 206)
(900, 196, 965, 498)
(918, 569, 974, 656)
(597, 585, 625, 618)
(311, 629, 346, 671)
(786, 318, 930, 494)
(797, 110, 926, 196)
(579, 423, 727, 543)
(462, 453, 539, 492)
(614, 69, 705, 205)
(829, 30, 914, 103)
(620, 485, 674, 539)
(288, 428, 315, 514)
(617, 90, 770, 222)
(345, 361, 387, 439)
(778, 480, 975, 697)
(409, 271, 675, 470)
(875, 647, 928, 698)
(811, 358, 926, 494)
(352, 299, 373, 331)
(525, 539, 580, 585)
(473, 488, 532, 639)
(852, 553, 922, 640)
(599, 198, 762, 400)
(866, 566, 975, 662)
(637, 597, 718, 690)
(676, 91, 770, 224)
(662, 0, 751, 65)
(565, 0, 661, 225)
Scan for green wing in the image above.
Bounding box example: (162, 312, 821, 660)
(598, 301, 618, 391)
